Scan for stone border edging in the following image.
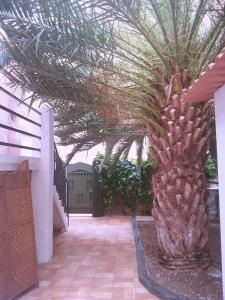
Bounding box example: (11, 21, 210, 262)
(131, 215, 194, 300)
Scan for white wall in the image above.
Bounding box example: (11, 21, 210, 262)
(214, 83, 225, 299)
(0, 81, 54, 264)
(0, 81, 41, 157)
(31, 108, 54, 263)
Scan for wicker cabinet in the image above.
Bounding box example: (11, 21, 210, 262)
(0, 161, 38, 300)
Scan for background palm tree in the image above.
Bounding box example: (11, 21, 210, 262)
(0, 0, 224, 269)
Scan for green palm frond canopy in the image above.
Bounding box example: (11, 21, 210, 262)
(0, 0, 225, 269)
(0, 0, 223, 163)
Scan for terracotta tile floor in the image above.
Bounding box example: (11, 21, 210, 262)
(20, 216, 159, 300)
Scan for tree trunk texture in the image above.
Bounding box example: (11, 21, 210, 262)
(149, 92, 212, 270)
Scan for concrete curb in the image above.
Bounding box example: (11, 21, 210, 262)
(131, 216, 194, 300)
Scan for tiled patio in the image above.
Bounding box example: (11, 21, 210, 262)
(20, 216, 158, 300)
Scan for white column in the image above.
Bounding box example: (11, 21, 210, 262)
(31, 107, 54, 263)
(214, 83, 225, 299)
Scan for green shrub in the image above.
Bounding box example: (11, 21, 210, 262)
(93, 153, 155, 214)
(204, 157, 217, 180)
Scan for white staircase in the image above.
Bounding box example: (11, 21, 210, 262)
(53, 185, 68, 232)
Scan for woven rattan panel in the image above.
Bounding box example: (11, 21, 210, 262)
(0, 161, 38, 300)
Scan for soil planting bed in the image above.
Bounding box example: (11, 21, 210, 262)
(137, 221, 222, 300)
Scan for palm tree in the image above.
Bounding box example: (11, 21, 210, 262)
(0, 0, 224, 269)
(0, 0, 148, 164)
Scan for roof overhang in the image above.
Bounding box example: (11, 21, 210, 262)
(184, 52, 225, 103)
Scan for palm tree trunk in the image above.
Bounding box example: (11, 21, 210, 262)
(149, 92, 212, 269)
(152, 168, 210, 269)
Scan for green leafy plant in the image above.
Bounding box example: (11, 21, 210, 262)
(204, 156, 218, 180)
(138, 160, 155, 204)
(94, 153, 155, 214)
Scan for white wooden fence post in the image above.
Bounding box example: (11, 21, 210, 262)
(214, 84, 225, 299)
(31, 107, 54, 263)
